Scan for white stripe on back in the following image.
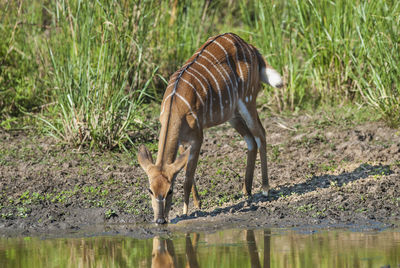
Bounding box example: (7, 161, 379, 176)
(189, 68, 214, 122)
(221, 35, 244, 98)
(175, 92, 200, 129)
(185, 69, 209, 122)
(193, 61, 224, 120)
(230, 35, 251, 95)
(203, 49, 235, 110)
(185, 69, 208, 96)
(242, 42, 254, 93)
(160, 83, 177, 116)
(160, 57, 199, 117)
(180, 77, 204, 106)
(214, 40, 239, 105)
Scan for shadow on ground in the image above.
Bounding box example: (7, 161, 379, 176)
(171, 163, 392, 223)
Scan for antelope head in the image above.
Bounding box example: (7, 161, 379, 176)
(137, 145, 190, 224)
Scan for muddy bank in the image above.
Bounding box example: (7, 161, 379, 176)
(1, 109, 399, 237)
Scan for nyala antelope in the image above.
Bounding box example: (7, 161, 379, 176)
(138, 33, 283, 224)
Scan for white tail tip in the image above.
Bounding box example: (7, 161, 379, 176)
(260, 67, 283, 88)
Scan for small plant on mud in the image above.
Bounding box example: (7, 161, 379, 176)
(296, 204, 314, 213)
(270, 145, 281, 162)
(17, 206, 30, 218)
(218, 194, 231, 206)
(308, 162, 315, 169)
(312, 209, 327, 218)
(1, 212, 13, 220)
(31, 192, 45, 202)
(356, 208, 367, 213)
(321, 160, 338, 172)
(372, 173, 385, 180)
(393, 198, 400, 207)
(199, 189, 208, 197)
(105, 209, 117, 219)
(278, 192, 289, 199)
(329, 180, 338, 188)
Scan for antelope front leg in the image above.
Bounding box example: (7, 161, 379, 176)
(183, 141, 202, 215)
(179, 145, 201, 210)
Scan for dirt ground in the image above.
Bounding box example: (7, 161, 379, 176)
(1, 108, 400, 237)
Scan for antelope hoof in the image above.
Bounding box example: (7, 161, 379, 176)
(262, 185, 270, 197)
(156, 218, 167, 225)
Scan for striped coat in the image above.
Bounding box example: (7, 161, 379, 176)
(160, 33, 278, 130)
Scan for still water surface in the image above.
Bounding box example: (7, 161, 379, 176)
(1, 228, 399, 267)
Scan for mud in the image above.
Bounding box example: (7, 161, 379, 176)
(1, 109, 399, 237)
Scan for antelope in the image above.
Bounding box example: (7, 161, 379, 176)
(138, 33, 283, 224)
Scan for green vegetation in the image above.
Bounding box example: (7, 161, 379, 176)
(296, 203, 314, 213)
(1, 0, 399, 148)
(0, 182, 149, 220)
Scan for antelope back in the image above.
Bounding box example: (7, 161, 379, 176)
(160, 33, 266, 130)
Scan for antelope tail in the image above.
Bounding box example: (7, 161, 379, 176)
(256, 51, 283, 88)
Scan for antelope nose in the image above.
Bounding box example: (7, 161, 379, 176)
(156, 218, 166, 224)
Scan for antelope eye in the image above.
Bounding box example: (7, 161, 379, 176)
(148, 188, 153, 195)
(167, 188, 173, 195)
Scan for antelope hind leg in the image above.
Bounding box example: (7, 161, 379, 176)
(229, 116, 257, 196)
(237, 101, 270, 196)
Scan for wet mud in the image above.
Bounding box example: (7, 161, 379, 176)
(1, 110, 399, 237)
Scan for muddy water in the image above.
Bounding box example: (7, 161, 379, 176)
(1, 228, 399, 267)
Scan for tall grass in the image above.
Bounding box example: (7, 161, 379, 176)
(0, 0, 398, 148)
(0, 1, 47, 124)
(352, 1, 400, 127)
(237, 0, 399, 124)
(42, 0, 160, 149)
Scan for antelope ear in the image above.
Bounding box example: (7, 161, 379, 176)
(165, 146, 191, 179)
(137, 145, 154, 173)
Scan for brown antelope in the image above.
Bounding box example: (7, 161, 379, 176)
(138, 33, 283, 224)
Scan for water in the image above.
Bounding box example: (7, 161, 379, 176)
(1, 228, 399, 267)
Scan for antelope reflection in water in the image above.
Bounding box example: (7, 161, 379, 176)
(245, 229, 271, 268)
(152, 233, 199, 268)
(151, 230, 271, 268)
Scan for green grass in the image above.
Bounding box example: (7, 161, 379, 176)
(244, 0, 399, 124)
(1, 0, 398, 148)
(0, 1, 48, 119)
(41, 0, 161, 149)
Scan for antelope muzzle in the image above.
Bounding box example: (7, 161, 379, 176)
(153, 195, 169, 224)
